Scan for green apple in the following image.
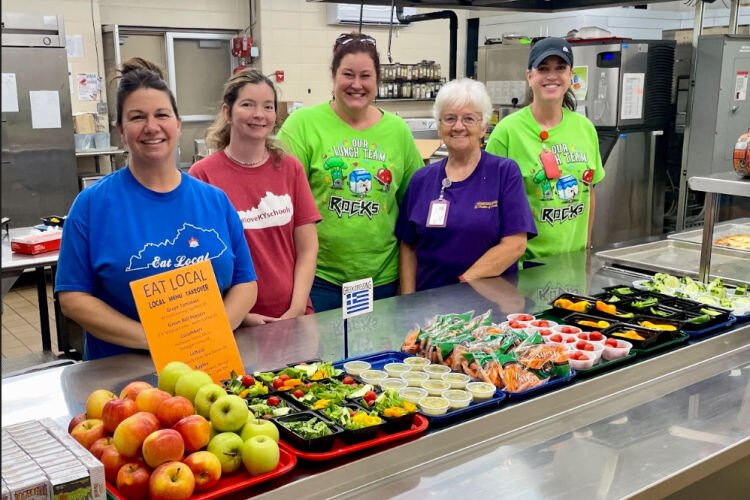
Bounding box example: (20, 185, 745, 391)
(174, 370, 213, 404)
(207, 432, 244, 474)
(240, 417, 279, 443)
(209, 395, 249, 432)
(158, 361, 193, 395)
(194, 384, 227, 418)
(241, 435, 280, 476)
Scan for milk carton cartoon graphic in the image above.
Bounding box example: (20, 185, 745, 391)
(349, 169, 372, 196)
(556, 175, 579, 201)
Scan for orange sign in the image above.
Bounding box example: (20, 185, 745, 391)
(129, 260, 244, 382)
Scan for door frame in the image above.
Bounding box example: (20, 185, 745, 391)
(165, 32, 237, 123)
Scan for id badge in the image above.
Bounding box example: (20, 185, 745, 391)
(426, 199, 450, 228)
(540, 149, 561, 179)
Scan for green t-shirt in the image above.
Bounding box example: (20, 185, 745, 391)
(278, 103, 423, 286)
(486, 107, 605, 261)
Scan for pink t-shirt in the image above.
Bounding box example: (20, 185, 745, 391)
(189, 151, 321, 317)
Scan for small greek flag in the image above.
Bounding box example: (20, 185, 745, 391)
(342, 277, 373, 319)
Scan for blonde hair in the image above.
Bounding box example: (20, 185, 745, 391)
(205, 69, 285, 164)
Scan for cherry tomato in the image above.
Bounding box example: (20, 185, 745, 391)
(589, 332, 604, 341)
(342, 376, 355, 385)
(508, 320, 524, 328)
(279, 374, 291, 382)
(605, 338, 619, 348)
(293, 389, 304, 399)
(267, 396, 281, 406)
(561, 326, 578, 334)
(584, 344, 595, 351)
(241, 375, 255, 386)
(272, 378, 284, 389)
(550, 334, 563, 342)
(363, 391, 377, 403)
(576, 341, 589, 350)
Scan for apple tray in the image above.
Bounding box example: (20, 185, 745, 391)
(278, 414, 428, 462)
(105, 447, 296, 500)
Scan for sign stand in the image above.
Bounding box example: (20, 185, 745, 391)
(341, 277, 373, 361)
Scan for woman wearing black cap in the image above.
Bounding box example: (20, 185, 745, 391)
(486, 37, 605, 261)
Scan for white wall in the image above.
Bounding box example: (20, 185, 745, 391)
(258, 0, 468, 117)
(475, 3, 750, 41)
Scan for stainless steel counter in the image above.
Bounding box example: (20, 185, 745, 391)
(2, 251, 748, 498)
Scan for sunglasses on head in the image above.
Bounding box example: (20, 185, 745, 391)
(336, 33, 376, 47)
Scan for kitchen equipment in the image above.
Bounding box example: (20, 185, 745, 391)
(2, 12, 80, 226)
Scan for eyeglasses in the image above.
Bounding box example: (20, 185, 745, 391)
(440, 114, 481, 127)
(336, 33, 377, 47)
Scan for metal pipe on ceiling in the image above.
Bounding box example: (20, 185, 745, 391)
(396, 7, 458, 80)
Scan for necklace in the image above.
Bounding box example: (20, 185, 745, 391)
(225, 148, 268, 167)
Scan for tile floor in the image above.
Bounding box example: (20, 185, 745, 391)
(2, 281, 60, 359)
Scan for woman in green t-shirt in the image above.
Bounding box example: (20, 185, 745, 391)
(486, 37, 605, 261)
(278, 32, 423, 312)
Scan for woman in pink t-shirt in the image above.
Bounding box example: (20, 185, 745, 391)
(189, 69, 321, 325)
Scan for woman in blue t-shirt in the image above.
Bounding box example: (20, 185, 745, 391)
(55, 58, 258, 360)
(395, 78, 537, 293)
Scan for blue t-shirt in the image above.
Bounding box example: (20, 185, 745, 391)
(395, 151, 537, 291)
(55, 168, 256, 360)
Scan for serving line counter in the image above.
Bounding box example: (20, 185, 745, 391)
(2, 251, 748, 498)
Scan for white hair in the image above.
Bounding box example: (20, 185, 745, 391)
(433, 78, 493, 126)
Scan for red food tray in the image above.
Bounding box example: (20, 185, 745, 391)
(106, 448, 296, 500)
(278, 414, 428, 461)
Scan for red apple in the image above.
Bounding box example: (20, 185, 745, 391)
(102, 398, 138, 434)
(173, 415, 210, 452)
(156, 396, 195, 428)
(89, 436, 116, 460)
(101, 446, 132, 484)
(183, 451, 221, 491)
(142, 429, 185, 469)
(116, 462, 151, 500)
(70, 419, 106, 449)
(149, 461, 195, 500)
(113, 412, 160, 458)
(68, 412, 87, 433)
(120, 381, 154, 401)
(135, 388, 172, 415)
(86, 389, 117, 420)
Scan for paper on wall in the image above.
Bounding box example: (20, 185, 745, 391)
(76, 73, 99, 101)
(2, 73, 19, 112)
(620, 73, 645, 121)
(29, 91, 61, 129)
(65, 35, 84, 58)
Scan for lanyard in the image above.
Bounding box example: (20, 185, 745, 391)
(438, 177, 452, 200)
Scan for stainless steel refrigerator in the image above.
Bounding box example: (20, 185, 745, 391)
(2, 12, 79, 227)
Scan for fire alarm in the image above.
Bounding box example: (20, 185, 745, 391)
(275, 70, 284, 83)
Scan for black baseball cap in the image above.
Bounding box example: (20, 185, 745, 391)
(528, 37, 573, 69)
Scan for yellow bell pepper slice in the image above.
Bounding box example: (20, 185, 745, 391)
(640, 321, 677, 331)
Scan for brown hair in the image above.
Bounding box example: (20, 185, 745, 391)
(114, 57, 179, 127)
(330, 32, 380, 84)
(204, 69, 285, 164)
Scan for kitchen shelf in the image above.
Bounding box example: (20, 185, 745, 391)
(688, 171, 750, 197)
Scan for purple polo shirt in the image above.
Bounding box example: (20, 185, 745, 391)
(396, 150, 537, 292)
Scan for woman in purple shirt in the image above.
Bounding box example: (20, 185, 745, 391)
(396, 78, 537, 293)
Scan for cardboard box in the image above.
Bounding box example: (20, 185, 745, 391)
(277, 101, 303, 124)
(73, 113, 97, 134)
(10, 230, 62, 255)
(414, 139, 443, 164)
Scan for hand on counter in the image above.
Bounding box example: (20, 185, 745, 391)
(241, 313, 280, 327)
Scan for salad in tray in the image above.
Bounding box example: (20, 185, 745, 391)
(253, 362, 343, 391)
(280, 416, 336, 439)
(635, 274, 750, 316)
(246, 395, 297, 419)
(288, 379, 376, 409)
